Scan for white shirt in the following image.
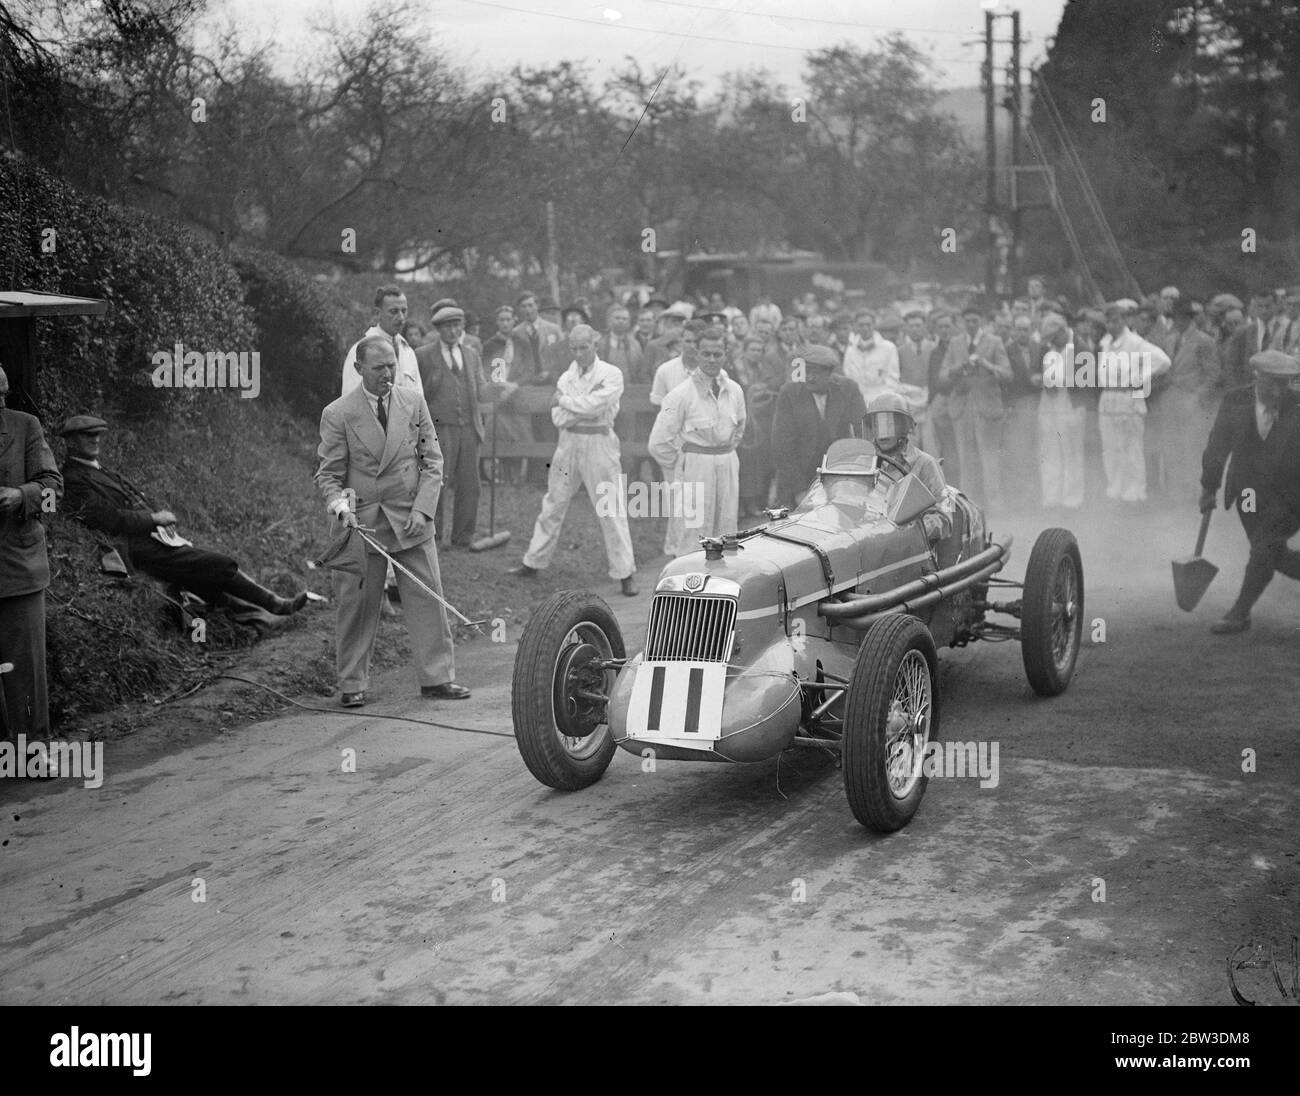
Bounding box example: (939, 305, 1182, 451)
(341, 327, 421, 396)
(1256, 398, 1276, 440)
(552, 358, 624, 430)
(650, 355, 694, 406)
(843, 336, 902, 406)
(648, 369, 746, 473)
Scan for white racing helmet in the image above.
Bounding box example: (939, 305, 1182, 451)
(863, 391, 914, 446)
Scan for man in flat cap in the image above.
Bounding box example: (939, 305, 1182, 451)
(771, 345, 868, 508)
(1200, 349, 1300, 634)
(0, 366, 60, 741)
(60, 415, 308, 617)
(416, 305, 492, 547)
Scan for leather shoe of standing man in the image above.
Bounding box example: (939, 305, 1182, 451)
(421, 682, 472, 700)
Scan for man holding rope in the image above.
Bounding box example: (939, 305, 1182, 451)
(316, 335, 471, 707)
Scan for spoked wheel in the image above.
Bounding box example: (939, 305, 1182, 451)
(843, 615, 940, 833)
(1020, 528, 1084, 696)
(512, 592, 624, 790)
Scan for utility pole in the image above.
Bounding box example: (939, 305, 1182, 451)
(983, 10, 998, 305)
(1007, 9, 1022, 300)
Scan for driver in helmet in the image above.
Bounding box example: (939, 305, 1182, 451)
(864, 391, 953, 542)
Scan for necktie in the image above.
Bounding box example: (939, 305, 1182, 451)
(377, 395, 388, 433)
(711, 379, 721, 398)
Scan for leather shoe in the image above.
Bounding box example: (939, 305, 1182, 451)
(341, 691, 366, 707)
(620, 575, 639, 597)
(507, 563, 539, 577)
(421, 682, 472, 700)
(1210, 615, 1250, 635)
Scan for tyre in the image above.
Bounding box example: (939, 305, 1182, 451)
(1020, 527, 1084, 696)
(512, 591, 625, 790)
(843, 615, 940, 833)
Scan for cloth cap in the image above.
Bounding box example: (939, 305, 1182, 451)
(430, 306, 466, 326)
(60, 415, 108, 436)
(801, 345, 840, 371)
(1250, 350, 1300, 377)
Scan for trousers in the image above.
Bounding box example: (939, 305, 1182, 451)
(950, 409, 1004, 509)
(432, 424, 481, 545)
(1229, 504, 1300, 619)
(523, 431, 636, 580)
(1099, 393, 1148, 501)
(1037, 393, 1085, 509)
(0, 590, 48, 740)
(333, 537, 455, 692)
(665, 450, 739, 556)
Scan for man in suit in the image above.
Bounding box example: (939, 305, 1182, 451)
(341, 284, 422, 396)
(1200, 350, 1300, 634)
(512, 292, 565, 383)
(416, 305, 492, 548)
(0, 367, 61, 741)
(597, 304, 647, 382)
(60, 415, 307, 616)
(771, 345, 868, 508)
(940, 306, 1013, 510)
(317, 335, 469, 705)
(1222, 291, 1280, 389)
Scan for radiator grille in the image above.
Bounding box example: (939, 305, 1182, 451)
(644, 594, 737, 662)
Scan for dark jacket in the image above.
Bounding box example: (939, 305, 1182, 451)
(771, 375, 868, 507)
(0, 409, 62, 598)
(416, 339, 493, 443)
(1202, 386, 1300, 515)
(60, 458, 158, 566)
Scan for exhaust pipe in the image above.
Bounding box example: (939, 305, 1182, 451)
(819, 536, 1012, 622)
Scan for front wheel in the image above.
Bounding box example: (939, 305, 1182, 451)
(843, 615, 940, 833)
(512, 592, 624, 790)
(1020, 528, 1084, 696)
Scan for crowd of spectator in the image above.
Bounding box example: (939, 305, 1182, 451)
(404, 277, 1299, 525)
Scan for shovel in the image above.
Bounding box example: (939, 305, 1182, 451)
(1173, 510, 1219, 612)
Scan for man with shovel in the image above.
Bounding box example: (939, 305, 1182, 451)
(1199, 349, 1300, 634)
(317, 335, 471, 706)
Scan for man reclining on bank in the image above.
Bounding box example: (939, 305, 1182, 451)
(58, 415, 307, 617)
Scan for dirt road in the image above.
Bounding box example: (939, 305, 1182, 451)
(2, 504, 1296, 1004)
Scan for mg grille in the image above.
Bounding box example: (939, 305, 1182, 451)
(644, 594, 737, 662)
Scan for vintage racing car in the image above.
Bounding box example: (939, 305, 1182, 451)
(511, 438, 1083, 832)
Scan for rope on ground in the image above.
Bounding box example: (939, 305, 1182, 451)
(214, 673, 517, 739)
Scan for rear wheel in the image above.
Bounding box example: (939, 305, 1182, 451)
(1021, 528, 1084, 696)
(512, 592, 624, 790)
(843, 615, 940, 833)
